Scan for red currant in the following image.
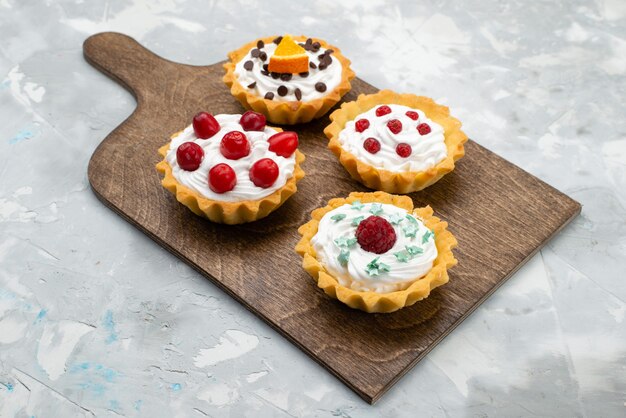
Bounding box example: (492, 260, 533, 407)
(363, 138, 381, 154)
(375, 105, 391, 117)
(193, 112, 220, 139)
(176, 142, 204, 171)
(239, 110, 266, 131)
(417, 123, 431, 135)
(355, 119, 370, 133)
(396, 143, 412, 158)
(405, 110, 419, 120)
(208, 163, 237, 193)
(249, 158, 279, 188)
(220, 131, 250, 160)
(387, 119, 402, 134)
(268, 131, 298, 158)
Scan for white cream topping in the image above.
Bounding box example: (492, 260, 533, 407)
(234, 41, 342, 102)
(310, 202, 438, 293)
(338, 104, 447, 173)
(165, 114, 296, 203)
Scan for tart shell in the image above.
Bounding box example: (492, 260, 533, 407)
(223, 35, 355, 125)
(295, 191, 458, 313)
(156, 130, 305, 225)
(325, 90, 467, 193)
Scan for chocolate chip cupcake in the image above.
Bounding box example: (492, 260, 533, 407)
(223, 35, 355, 125)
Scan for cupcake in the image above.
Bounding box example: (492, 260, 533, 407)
(156, 110, 305, 224)
(223, 35, 355, 125)
(296, 192, 457, 313)
(325, 90, 467, 193)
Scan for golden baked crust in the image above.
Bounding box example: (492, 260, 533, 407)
(156, 129, 305, 225)
(325, 90, 467, 193)
(223, 35, 355, 125)
(295, 191, 457, 313)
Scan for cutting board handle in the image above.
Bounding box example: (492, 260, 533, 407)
(83, 32, 169, 102)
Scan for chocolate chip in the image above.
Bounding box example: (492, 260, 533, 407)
(306, 38, 312, 45)
(259, 52, 267, 61)
(315, 82, 327, 92)
(280, 73, 292, 81)
(299, 71, 309, 78)
(257, 40, 265, 49)
(247, 82, 257, 89)
(244, 60, 254, 71)
(261, 70, 269, 76)
(326, 49, 334, 55)
(271, 72, 280, 79)
(265, 92, 274, 100)
(295, 88, 302, 101)
(263, 64, 269, 71)
(277, 85, 288, 96)
(318, 54, 326, 61)
(273, 36, 283, 44)
(251, 48, 260, 58)
(318, 63, 327, 71)
(309, 62, 317, 69)
(312, 41, 321, 50)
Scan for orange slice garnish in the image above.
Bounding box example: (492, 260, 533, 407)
(268, 35, 309, 74)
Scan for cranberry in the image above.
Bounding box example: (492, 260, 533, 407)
(405, 111, 419, 120)
(176, 142, 204, 171)
(268, 131, 298, 158)
(417, 123, 431, 135)
(396, 143, 412, 158)
(193, 112, 220, 139)
(363, 138, 381, 154)
(239, 110, 266, 131)
(220, 131, 250, 160)
(375, 105, 391, 117)
(249, 158, 279, 188)
(208, 163, 237, 193)
(387, 119, 402, 134)
(355, 119, 370, 133)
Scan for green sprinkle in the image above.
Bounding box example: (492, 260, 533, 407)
(351, 216, 365, 226)
(351, 200, 364, 210)
(394, 251, 410, 263)
(405, 214, 419, 224)
(369, 203, 383, 216)
(405, 245, 423, 256)
(330, 213, 346, 222)
(334, 237, 357, 248)
(402, 214, 419, 238)
(337, 250, 350, 266)
(422, 230, 434, 244)
(389, 213, 405, 225)
(365, 257, 391, 276)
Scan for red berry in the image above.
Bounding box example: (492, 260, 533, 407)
(193, 112, 220, 139)
(355, 119, 370, 133)
(375, 105, 392, 117)
(405, 111, 419, 120)
(363, 138, 381, 154)
(176, 142, 204, 171)
(417, 123, 431, 135)
(249, 158, 279, 188)
(220, 131, 250, 160)
(208, 163, 236, 193)
(355, 216, 397, 254)
(387, 119, 402, 134)
(268, 131, 298, 158)
(396, 143, 412, 158)
(239, 111, 266, 131)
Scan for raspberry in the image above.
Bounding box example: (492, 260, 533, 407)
(220, 131, 250, 160)
(176, 142, 204, 171)
(375, 105, 391, 117)
(396, 143, 412, 158)
(355, 118, 370, 133)
(208, 163, 236, 193)
(405, 110, 419, 120)
(363, 138, 381, 154)
(417, 123, 431, 135)
(387, 119, 402, 134)
(268, 131, 298, 158)
(193, 112, 220, 139)
(355, 216, 397, 254)
(249, 158, 279, 188)
(239, 111, 266, 131)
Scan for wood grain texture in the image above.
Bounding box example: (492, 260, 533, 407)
(84, 32, 581, 404)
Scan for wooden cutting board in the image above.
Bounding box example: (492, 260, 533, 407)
(84, 32, 581, 404)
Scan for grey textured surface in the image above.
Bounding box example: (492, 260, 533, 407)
(1, 0, 625, 416)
